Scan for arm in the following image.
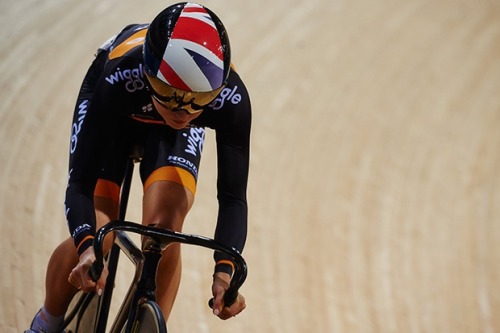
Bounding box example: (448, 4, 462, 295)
(213, 130, 250, 272)
(64, 96, 110, 294)
(64, 60, 114, 293)
(211, 75, 252, 318)
(65, 91, 109, 256)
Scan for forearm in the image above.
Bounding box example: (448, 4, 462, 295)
(65, 183, 97, 255)
(213, 198, 247, 274)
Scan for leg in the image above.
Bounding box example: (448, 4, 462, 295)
(43, 238, 80, 316)
(142, 180, 194, 320)
(138, 126, 204, 320)
(31, 49, 123, 330)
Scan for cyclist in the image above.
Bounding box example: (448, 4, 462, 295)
(26, 2, 250, 332)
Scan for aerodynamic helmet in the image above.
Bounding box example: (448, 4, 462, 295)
(143, 2, 231, 113)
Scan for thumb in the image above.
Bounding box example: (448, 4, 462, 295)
(211, 272, 231, 316)
(212, 289, 224, 316)
(95, 267, 108, 297)
(96, 283, 104, 296)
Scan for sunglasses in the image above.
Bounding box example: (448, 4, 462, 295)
(144, 71, 225, 114)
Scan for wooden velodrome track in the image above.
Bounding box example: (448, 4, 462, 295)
(1, 0, 499, 332)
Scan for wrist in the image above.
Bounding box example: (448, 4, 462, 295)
(76, 235, 94, 256)
(214, 259, 234, 277)
(213, 271, 231, 286)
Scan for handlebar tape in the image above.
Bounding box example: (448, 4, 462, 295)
(208, 288, 238, 309)
(89, 261, 103, 282)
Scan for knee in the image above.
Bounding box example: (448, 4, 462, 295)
(146, 205, 187, 231)
(142, 181, 195, 231)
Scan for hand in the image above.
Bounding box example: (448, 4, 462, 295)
(68, 246, 108, 295)
(211, 272, 246, 320)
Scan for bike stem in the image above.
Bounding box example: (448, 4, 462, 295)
(123, 239, 173, 333)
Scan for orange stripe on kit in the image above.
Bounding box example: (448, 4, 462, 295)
(109, 29, 147, 60)
(216, 259, 235, 272)
(94, 179, 120, 203)
(144, 166, 197, 195)
(76, 235, 94, 253)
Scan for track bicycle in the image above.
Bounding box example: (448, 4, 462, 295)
(61, 156, 248, 333)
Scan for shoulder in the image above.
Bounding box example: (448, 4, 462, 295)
(97, 24, 149, 60)
(194, 67, 251, 134)
(95, 24, 150, 93)
(207, 68, 250, 112)
(92, 23, 149, 91)
(86, 25, 152, 116)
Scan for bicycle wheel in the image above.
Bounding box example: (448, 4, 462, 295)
(127, 301, 167, 333)
(64, 290, 99, 333)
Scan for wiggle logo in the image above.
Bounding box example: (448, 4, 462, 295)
(209, 85, 242, 110)
(183, 127, 205, 157)
(70, 100, 88, 154)
(105, 64, 146, 92)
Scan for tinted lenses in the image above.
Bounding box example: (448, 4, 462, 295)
(144, 71, 224, 114)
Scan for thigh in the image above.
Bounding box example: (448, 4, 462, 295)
(139, 126, 205, 229)
(142, 180, 194, 230)
(139, 126, 206, 196)
(93, 118, 146, 210)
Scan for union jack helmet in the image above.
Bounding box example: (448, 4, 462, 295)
(143, 2, 231, 94)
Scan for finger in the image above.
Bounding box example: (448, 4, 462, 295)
(217, 304, 235, 320)
(69, 269, 88, 291)
(81, 273, 96, 288)
(212, 291, 225, 316)
(220, 295, 246, 320)
(76, 269, 96, 292)
(219, 306, 239, 320)
(212, 297, 222, 316)
(218, 307, 233, 320)
(95, 268, 108, 296)
(68, 271, 79, 289)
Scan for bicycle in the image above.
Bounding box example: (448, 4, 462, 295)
(61, 155, 248, 333)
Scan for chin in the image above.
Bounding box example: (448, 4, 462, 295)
(166, 121, 188, 129)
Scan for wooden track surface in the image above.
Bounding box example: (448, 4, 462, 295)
(1, 0, 499, 332)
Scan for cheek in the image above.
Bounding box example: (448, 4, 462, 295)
(158, 108, 173, 120)
(152, 99, 172, 117)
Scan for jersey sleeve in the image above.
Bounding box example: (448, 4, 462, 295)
(64, 58, 117, 255)
(65, 25, 147, 255)
(211, 72, 252, 275)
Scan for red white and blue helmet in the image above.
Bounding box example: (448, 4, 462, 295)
(144, 2, 231, 97)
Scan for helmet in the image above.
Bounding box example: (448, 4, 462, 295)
(143, 2, 231, 112)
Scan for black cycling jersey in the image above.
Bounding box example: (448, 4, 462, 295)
(65, 24, 251, 269)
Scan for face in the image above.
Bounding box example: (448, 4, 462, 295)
(152, 98, 202, 129)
